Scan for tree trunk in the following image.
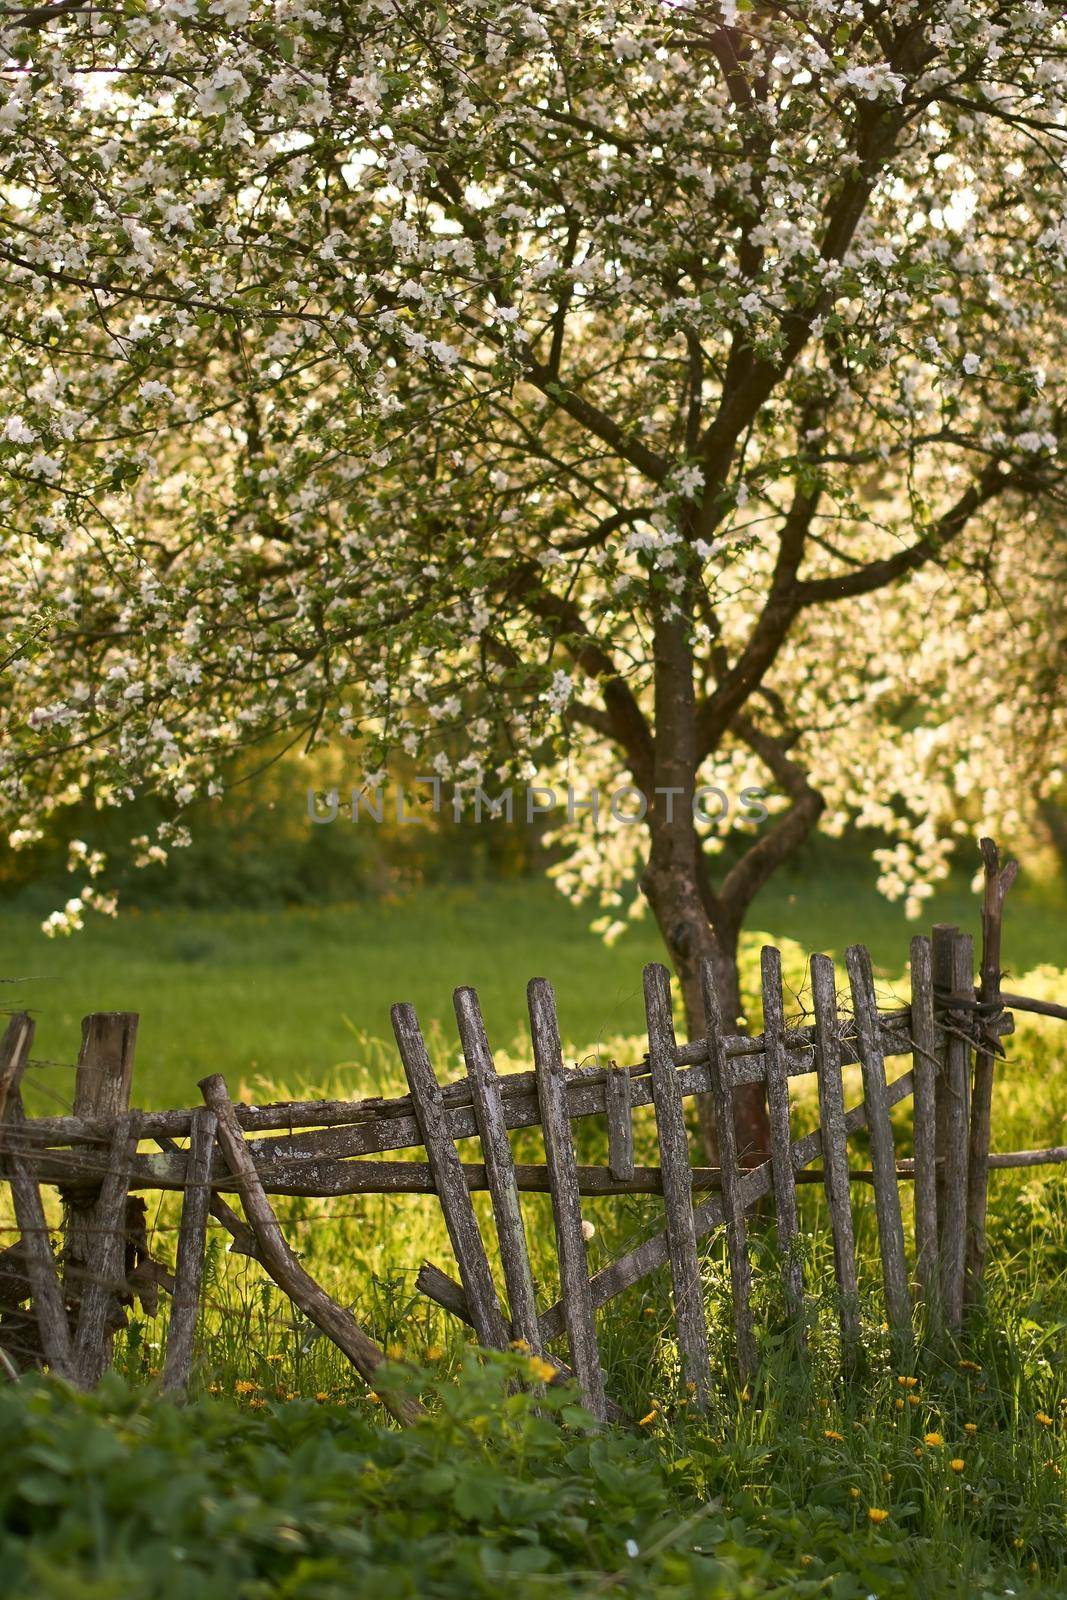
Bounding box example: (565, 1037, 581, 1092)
(643, 607, 770, 1166)
(641, 864, 769, 1165)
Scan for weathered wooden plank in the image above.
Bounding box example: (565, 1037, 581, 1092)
(199, 1072, 424, 1425)
(643, 964, 712, 1406)
(72, 1114, 134, 1387)
(7, 1005, 932, 1153)
(61, 1013, 138, 1369)
(845, 945, 912, 1351)
(528, 977, 607, 1420)
(809, 954, 860, 1363)
(760, 947, 803, 1320)
(0, 1014, 75, 1380)
(965, 839, 1017, 1305)
(931, 922, 958, 1247)
(392, 1002, 509, 1351)
(161, 1107, 217, 1393)
(940, 930, 974, 1330)
(454, 985, 540, 1352)
(700, 958, 756, 1381)
(909, 935, 940, 1327)
(605, 1064, 635, 1183)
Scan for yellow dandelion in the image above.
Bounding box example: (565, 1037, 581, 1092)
(367, 1391, 382, 1405)
(208, 1384, 221, 1395)
(425, 1345, 444, 1361)
(897, 1375, 918, 1388)
(799, 1554, 813, 1567)
(958, 1360, 982, 1373)
(234, 1379, 258, 1395)
(266, 1354, 283, 1365)
(643, 1307, 655, 1317)
(527, 1355, 557, 1383)
(924, 1432, 943, 1447)
(914, 1447, 923, 1458)
(1036, 1412, 1054, 1427)
(1013, 1538, 1025, 1550)
(386, 1343, 405, 1361)
(638, 1409, 657, 1427)
(823, 1429, 844, 1443)
(950, 1459, 965, 1473)
(1045, 1462, 1061, 1477)
(248, 1397, 266, 1410)
(868, 1508, 889, 1525)
(315, 1392, 329, 1402)
(964, 1422, 977, 1434)
(907, 1394, 921, 1406)
(509, 1338, 531, 1352)
(894, 1399, 904, 1411)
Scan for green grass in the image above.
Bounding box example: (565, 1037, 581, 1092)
(3, 862, 1064, 1110)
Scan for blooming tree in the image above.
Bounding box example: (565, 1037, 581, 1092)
(2, 0, 1065, 1153)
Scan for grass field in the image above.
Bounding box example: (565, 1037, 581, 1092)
(1, 864, 1065, 1598)
(3, 858, 1064, 1110)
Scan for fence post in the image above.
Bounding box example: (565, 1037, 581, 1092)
(965, 839, 1017, 1307)
(60, 1013, 138, 1382)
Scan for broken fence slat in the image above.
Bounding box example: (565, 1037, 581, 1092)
(808, 956, 860, 1364)
(643, 964, 712, 1407)
(909, 935, 940, 1328)
(760, 946, 803, 1321)
(454, 985, 541, 1352)
(392, 1002, 509, 1352)
(700, 959, 756, 1381)
(528, 977, 607, 1421)
(162, 1106, 217, 1393)
(199, 1072, 424, 1426)
(845, 945, 912, 1353)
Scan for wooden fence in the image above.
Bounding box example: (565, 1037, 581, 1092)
(0, 841, 1064, 1423)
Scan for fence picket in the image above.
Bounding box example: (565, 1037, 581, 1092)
(528, 978, 607, 1421)
(760, 947, 803, 1321)
(162, 1106, 217, 1393)
(909, 936, 940, 1328)
(939, 931, 974, 1330)
(643, 964, 712, 1407)
(700, 959, 756, 1381)
(845, 945, 912, 1352)
(454, 985, 541, 1352)
(809, 954, 860, 1365)
(392, 1002, 509, 1351)
(605, 1066, 635, 1183)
